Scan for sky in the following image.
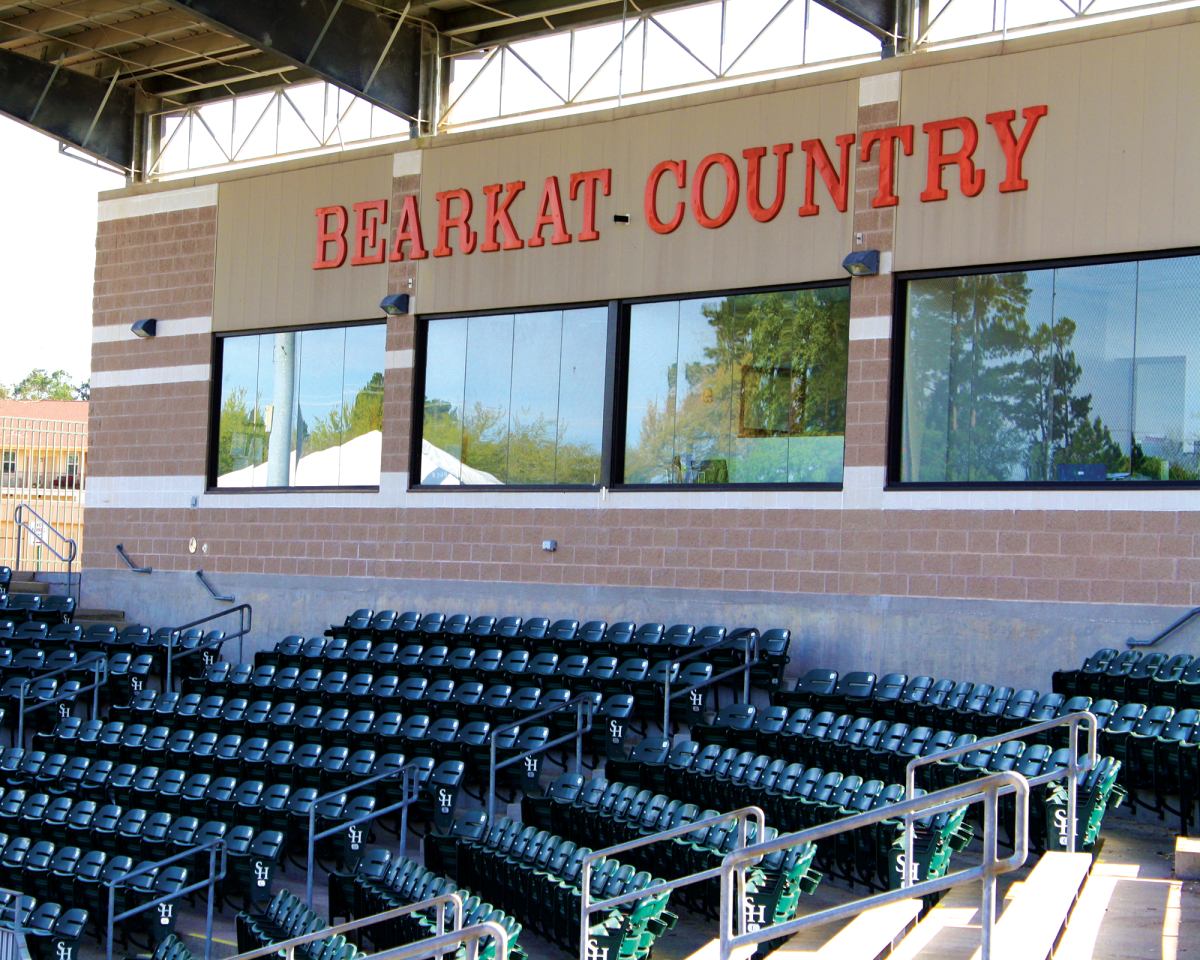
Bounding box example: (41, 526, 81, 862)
(0, 116, 123, 389)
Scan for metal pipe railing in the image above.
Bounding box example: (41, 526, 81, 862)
(305, 761, 420, 907)
(486, 693, 595, 822)
(369, 920, 510, 960)
(579, 806, 765, 960)
(196, 568, 234, 602)
(0, 884, 29, 958)
(1128, 607, 1200, 647)
(903, 710, 1098, 874)
(717, 771, 1030, 960)
(13, 503, 78, 605)
(662, 628, 759, 736)
(14, 651, 107, 745)
(105, 838, 227, 960)
(166, 603, 252, 691)
(115, 544, 152, 574)
(226, 893, 464, 960)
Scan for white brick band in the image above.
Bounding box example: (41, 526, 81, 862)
(91, 364, 210, 390)
(849, 316, 892, 340)
(93, 316, 213, 345)
(98, 184, 218, 222)
(859, 71, 901, 106)
(385, 349, 414, 370)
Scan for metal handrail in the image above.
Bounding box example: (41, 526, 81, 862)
(166, 602, 252, 691)
(14, 651, 107, 744)
(305, 761, 420, 907)
(904, 710, 1098, 873)
(227, 893, 465, 960)
(0, 883, 30, 951)
(486, 693, 596, 822)
(105, 838, 227, 960)
(13, 503, 78, 604)
(1128, 607, 1200, 647)
(115, 543, 152, 574)
(196, 568, 234, 602)
(662, 628, 760, 735)
(718, 771, 1030, 960)
(369, 920, 510, 960)
(579, 806, 766, 960)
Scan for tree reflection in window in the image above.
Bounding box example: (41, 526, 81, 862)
(624, 286, 850, 485)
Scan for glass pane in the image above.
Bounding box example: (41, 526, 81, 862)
(422, 317, 469, 484)
(340, 325, 386, 485)
(293, 327, 346, 486)
(788, 286, 850, 482)
(1045, 262, 1135, 481)
(557, 307, 608, 484)
(674, 296, 732, 483)
(625, 300, 680, 482)
(1133, 255, 1200, 481)
(462, 314, 515, 484)
(216, 335, 273, 487)
(508, 311, 563, 484)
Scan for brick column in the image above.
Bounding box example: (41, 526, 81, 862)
(843, 72, 901, 477)
(383, 167, 421, 480)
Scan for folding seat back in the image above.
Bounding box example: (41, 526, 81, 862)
(1028, 693, 1066, 723)
(839, 671, 877, 700)
(1003, 689, 1040, 720)
(1133, 705, 1176, 737)
(797, 669, 838, 697)
(517, 617, 550, 644)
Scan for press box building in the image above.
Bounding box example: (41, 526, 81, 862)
(85, 10, 1200, 687)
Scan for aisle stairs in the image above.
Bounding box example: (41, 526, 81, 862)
(9, 570, 129, 627)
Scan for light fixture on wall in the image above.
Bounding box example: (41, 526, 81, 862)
(379, 294, 411, 316)
(842, 250, 880, 277)
(131, 318, 157, 338)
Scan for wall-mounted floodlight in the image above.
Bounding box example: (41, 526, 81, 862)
(380, 294, 411, 316)
(131, 318, 157, 338)
(842, 250, 880, 277)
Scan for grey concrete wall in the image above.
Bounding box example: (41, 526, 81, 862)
(82, 567, 1196, 692)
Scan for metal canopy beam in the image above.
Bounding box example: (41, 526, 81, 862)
(161, 0, 420, 118)
(0, 44, 133, 169)
(813, 0, 898, 43)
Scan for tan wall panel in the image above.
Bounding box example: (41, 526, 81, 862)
(894, 22, 1200, 271)
(415, 82, 859, 315)
(214, 155, 392, 331)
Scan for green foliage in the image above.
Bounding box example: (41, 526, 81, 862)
(304, 372, 385, 454)
(216, 386, 268, 477)
(8, 369, 88, 401)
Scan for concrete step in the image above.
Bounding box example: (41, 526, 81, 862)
(765, 898, 922, 960)
(6, 581, 51, 595)
(76, 609, 126, 622)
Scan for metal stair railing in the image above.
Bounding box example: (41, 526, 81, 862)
(579, 806, 765, 960)
(718, 771, 1031, 960)
(903, 710, 1098, 869)
(226, 892, 464, 960)
(13, 503, 78, 604)
(165, 602, 253, 691)
(105, 837, 227, 960)
(305, 761, 426, 907)
(14, 650, 107, 744)
(486, 692, 595, 821)
(662, 629, 760, 735)
(365, 920, 510, 960)
(115, 543, 152, 574)
(0, 884, 29, 960)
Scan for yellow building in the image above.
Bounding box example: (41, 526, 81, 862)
(0, 400, 87, 573)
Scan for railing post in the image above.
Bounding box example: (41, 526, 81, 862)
(206, 845, 216, 960)
(15, 682, 27, 748)
(578, 856, 592, 960)
(166, 629, 176, 693)
(1067, 714, 1079, 854)
(980, 781, 998, 960)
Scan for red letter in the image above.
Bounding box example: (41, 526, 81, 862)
(312, 206, 348, 269)
(986, 105, 1048, 193)
(433, 189, 477, 257)
(859, 125, 914, 208)
(743, 144, 792, 223)
(570, 169, 612, 242)
(388, 195, 428, 261)
(920, 117, 986, 202)
(528, 177, 572, 247)
(692, 154, 739, 229)
(481, 182, 526, 252)
(644, 160, 687, 235)
(797, 135, 855, 216)
(350, 200, 388, 265)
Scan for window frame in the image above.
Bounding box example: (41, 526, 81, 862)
(410, 279, 853, 493)
(205, 318, 388, 494)
(887, 246, 1200, 490)
(409, 299, 617, 492)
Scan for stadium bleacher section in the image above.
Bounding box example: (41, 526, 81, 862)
(0, 597, 1170, 960)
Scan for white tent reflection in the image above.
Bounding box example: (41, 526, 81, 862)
(218, 430, 382, 487)
(420, 439, 501, 485)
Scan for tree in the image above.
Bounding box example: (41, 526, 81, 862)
(10, 369, 85, 401)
